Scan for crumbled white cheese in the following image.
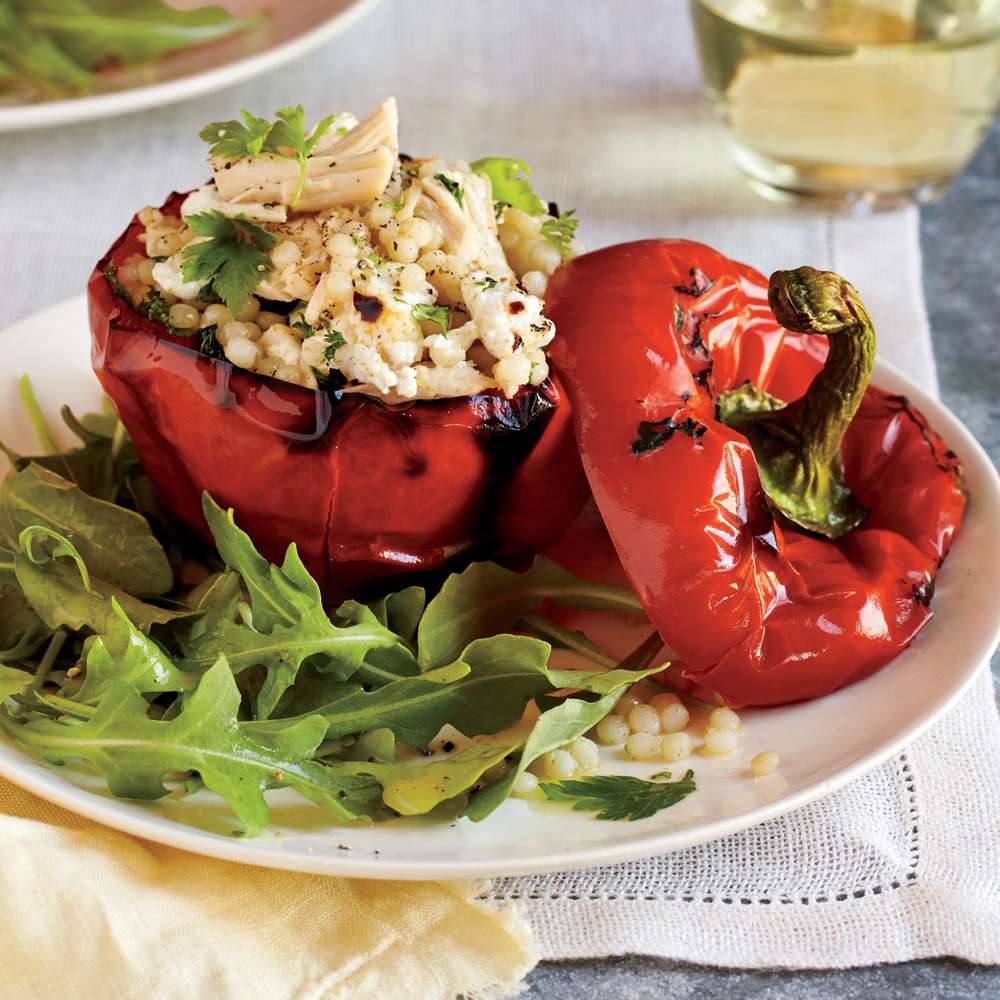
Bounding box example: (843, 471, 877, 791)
(151, 255, 206, 301)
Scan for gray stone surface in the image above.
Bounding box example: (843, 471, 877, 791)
(526, 116, 1000, 998)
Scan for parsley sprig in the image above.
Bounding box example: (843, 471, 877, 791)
(182, 211, 276, 316)
(200, 105, 338, 207)
(541, 209, 580, 260)
(539, 770, 696, 821)
(412, 303, 450, 336)
(470, 157, 579, 258)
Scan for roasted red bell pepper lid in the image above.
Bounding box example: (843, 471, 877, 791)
(87, 193, 588, 602)
(547, 239, 967, 707)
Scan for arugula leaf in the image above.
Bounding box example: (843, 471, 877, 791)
(336, 738, 520, 816)
(187, 495, 396, 719)
(469, 157, 546, 216)
(341, 727, 396, 764)
(412, 303, 449, 336)
(0, 462, 173, 596)
(0, 664, 32, 701)
(182, 211, 275, 317)
(0, 3, 93, 97)
(22, 1, 259, 71)
(14, 405, 121, 502)
(367, 585, 426, 645)
(463, 686, 624, 822)
(250, 634, 659, 749)
(200, 109, 273, 160)
(335, 599, 420, 685)
(0, 582, 49, 663)
(417, 558, 644, 669)
(14, 526, 187, 634)
(74, 598, 196, 704)
(0, 658, 378, 834)
(433, 173, 464, 209)
(540, 770, 697, 821)
(17, 373, 57, 455)
(263, 105, 337, 207)
(541, 209, 580, 260)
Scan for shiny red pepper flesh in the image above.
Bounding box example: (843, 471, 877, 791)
(88, 194, 589, 603)
(547, 239, 967, 707)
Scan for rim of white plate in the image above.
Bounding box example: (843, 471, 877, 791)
(0, 0, 381, 134)
(0, 295, 997, 880)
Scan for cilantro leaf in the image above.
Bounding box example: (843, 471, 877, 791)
(469, 157, 545, 216)
(263, 105, 337, 207)
(182, 211, 275, 316)
(323, 328, 346, 362)
(433, 173, 464, 209)
(412, 302, 450, 336)
(0, 658, 379, 834)
(539, 770, 697, 821)
(541, 209, 580, 260)
(200, 109, 273, 160)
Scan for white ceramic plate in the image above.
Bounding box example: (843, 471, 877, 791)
(1, 297, 998, 880)
(0, 1, 379, 133)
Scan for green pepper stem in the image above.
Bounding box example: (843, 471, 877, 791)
(717, 267, 876, 538)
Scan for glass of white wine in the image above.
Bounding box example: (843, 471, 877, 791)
(691, 0, 1000, 211)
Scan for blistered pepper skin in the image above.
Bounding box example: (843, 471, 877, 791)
(547, 239, 967, 707)
(87, 196, 588, 602)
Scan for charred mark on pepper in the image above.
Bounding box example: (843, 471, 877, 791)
(471, 384, 556, 433)
(674, 304, 686, 339)
(632, 415, 708, 456)
(694, 362, 714, 391)
(885, 393, 966, 482)
(353, 292, 384, 322)
(912, 577, 935, 607)
(673, 267, 715, 298)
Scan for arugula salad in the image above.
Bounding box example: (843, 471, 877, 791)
(0, 1, 260, 102)
(0, 383, 698, 835)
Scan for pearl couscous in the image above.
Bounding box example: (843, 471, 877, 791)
(119, 97, 582, 402)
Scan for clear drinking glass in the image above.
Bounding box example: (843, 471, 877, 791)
(690, 0, 1000, 211)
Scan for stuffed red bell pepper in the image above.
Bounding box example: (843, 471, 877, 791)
(547, 239, 967, 707)
(87, 98, 588, 600)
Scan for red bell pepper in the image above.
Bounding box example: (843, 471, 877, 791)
(87, 194, 589, 601)
(546, 239, 967, 707)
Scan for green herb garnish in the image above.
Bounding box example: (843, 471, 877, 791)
(323, 328, 347, 362)
(265, 105, 337, 207)
(102, 263, 131, 306)
(469, 157, 545, 216)
(539, 770, 697, 821)
(181, 211, 275, 316)
(434, 173, 464, 209)
(199, 109, 273, 160)
(0, 1, 259, 101)
(541, 209, 580, 260)
(200, 105, 337, 207)
(476, 276, 499, 291)
(411, 303, 450, 336)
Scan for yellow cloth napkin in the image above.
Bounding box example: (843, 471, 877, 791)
(1, 780, 536, 999)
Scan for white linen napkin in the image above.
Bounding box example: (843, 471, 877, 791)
(0, 0, 997, 971)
